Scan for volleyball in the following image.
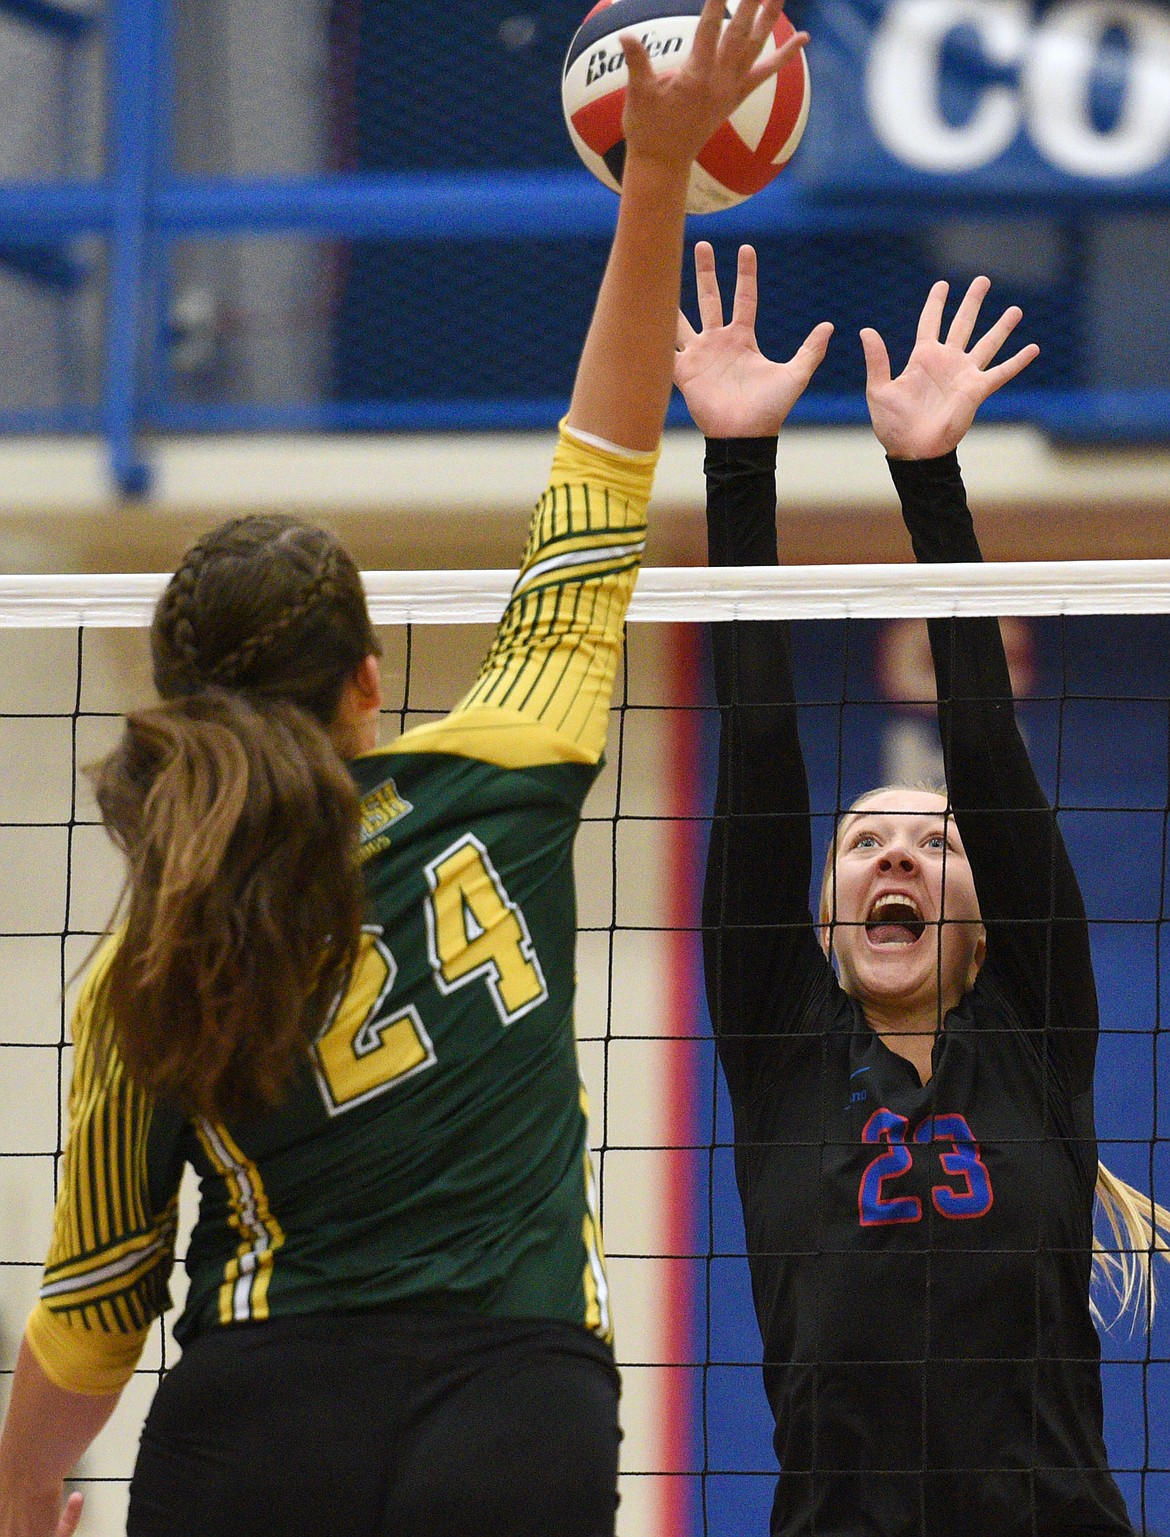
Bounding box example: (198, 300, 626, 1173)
(562, 0, 811, 215)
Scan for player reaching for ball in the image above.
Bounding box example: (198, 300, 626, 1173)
(0, 11, 806, 1537)
(675, 241, 1170, 1537)
(563, 0, 811, 213)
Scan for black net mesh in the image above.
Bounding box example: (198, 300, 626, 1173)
(0, 599, 1166, 1534)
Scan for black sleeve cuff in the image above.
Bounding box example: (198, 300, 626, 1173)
(703, 436, 779, 477)
(886, 451, 982, 566)
(704, 436, 779, 569)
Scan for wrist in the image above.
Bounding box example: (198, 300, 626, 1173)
(619, 147, 692, 197)
(0, 1458, 59, 1501)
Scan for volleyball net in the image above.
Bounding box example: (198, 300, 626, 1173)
(0, 563, 1167, 1537)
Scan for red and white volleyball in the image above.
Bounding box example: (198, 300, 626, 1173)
(562, 0, 811, 215)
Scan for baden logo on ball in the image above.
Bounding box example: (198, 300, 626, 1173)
(562, 0, 811, 214)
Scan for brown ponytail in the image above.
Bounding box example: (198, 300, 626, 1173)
(90, 515, 381, 1123)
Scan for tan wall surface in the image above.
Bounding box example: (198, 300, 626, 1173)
(2, 425, 1170, 575)
(0, 616, 689, 1537)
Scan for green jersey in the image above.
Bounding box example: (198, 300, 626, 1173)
(27, 428, 656, 1396)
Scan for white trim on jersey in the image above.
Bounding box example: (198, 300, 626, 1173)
(515, 538, 647, 594)
(40, 1230, 170, 1300)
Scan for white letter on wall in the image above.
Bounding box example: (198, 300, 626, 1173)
(867, 0, 1028, 173)
(1024, 1, 1170, 177)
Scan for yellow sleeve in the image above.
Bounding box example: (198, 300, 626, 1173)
(31, 941, 181, 1395)
(24, 1302, 149, 1396)
(390, 425, 658, 769)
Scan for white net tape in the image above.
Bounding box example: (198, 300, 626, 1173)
(4, 559, 1170, 626)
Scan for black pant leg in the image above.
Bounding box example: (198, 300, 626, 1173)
(388, 1331, 621, 1537)
(127, 1312, 621, 1537)
(127, 1321, 401, 1537)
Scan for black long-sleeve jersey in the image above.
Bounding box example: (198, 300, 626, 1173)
(703, 438, 1134, 1537)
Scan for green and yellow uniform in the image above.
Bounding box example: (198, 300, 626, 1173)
(27, 427, 656, 1397)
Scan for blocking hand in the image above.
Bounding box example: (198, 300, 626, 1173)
(862, 276, 1039, 461)
(674, 242, 833, 438)
(621, 0, 807, 172)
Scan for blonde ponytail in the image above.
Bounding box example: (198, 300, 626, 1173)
(1092, 1162, 1170, 1327)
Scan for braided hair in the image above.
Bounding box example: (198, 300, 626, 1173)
(151, 515, 379, 716)
(90, 516, 381, 1123)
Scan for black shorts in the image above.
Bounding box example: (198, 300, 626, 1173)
(127, 1309, 622, 1537)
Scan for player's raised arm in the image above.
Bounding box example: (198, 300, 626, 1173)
(675, 241, 831, 1083)
(568, 0, 807, 451)
(862, 279, 1093, 1070)
(397, 2, 810, 772)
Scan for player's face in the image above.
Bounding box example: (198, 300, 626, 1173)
(822, 790, 985, 1021)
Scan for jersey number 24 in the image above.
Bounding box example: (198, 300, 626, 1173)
(312, 833, 548, 1115)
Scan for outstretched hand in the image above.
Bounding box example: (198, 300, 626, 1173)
(674, 242, 833, 437)
(621, 0, 808, 172)
(862, 277, 1039, 460)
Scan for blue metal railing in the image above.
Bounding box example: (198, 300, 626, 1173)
(102, 0, 161, 494)
(0, 0, 93, 38)
(2, 0, 1170, 495)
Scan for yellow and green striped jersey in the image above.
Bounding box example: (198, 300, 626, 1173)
(27, 427, 655, 1396)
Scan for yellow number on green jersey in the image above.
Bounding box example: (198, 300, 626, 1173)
(313, 835, 548, 1116)
(424, 833, 549, 1025)
(312, 929, 437, 1115)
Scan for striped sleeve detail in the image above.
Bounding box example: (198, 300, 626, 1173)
(32, 945, 181, 1392)
(394, 427, 656, 770)
(41, 1220, 176, 1310)
(40, 947, 180, 1325)
(579, 1087, 613, 1344)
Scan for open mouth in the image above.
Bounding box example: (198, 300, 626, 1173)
(865, 895, 926, 946)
